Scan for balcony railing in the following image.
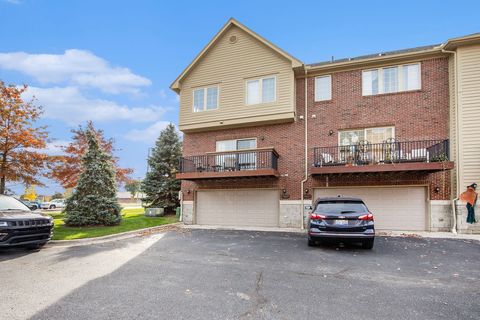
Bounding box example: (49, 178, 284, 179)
(313, 139, 450, 168)
(178, 148, 279, 176)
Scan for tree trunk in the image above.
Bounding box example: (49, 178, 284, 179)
(0, 151, 7, 195)
(0, 176, 5, 195)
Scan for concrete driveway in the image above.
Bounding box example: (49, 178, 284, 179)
(1, 229, 479, 320)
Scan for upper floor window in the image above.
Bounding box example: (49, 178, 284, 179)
(362, 63, 421, 96)
(193, 86, 218, 112)
(339, 126, 395, 146)
(216, 138, 257, 151)
(246, 76, 276, 105)
(315, 75, 332, 101)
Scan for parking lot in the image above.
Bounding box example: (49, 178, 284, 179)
(1, 229, 479, 320)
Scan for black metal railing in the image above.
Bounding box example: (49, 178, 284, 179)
(313, 139, 449, 168)
(179, 149, 279, 173)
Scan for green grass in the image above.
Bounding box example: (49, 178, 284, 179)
(49, 208, 178, 240)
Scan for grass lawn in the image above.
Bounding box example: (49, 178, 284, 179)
(49, 207, 178, 240)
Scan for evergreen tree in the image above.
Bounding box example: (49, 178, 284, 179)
(141, 123, 181, 211)
(64, 128, 121, 226)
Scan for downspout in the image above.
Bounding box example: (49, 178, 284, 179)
(300, 67, 308, 229)
(179, 190, 184, 222)
(442, 47, 459, 234)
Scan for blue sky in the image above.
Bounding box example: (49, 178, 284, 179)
(0, 0, 479, 195)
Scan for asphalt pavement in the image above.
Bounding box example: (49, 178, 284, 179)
(1, 229, 479, 320)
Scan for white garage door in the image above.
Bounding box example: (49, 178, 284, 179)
(196, 190, 279, 227)
(313, 187, 427, 231)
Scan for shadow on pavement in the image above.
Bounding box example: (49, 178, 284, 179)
(28, 229, 480, 320)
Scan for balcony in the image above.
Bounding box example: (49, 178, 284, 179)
(176, 148, 279, 180)
(312, 139, 454, 175)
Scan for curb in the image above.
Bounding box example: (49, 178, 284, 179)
(47, 222, 183, 247)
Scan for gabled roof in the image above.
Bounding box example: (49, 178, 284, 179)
(170, 18, 303, 93)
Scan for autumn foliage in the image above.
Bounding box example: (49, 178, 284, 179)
(0, 82, 49, 194)
(48, 121, 132, 189)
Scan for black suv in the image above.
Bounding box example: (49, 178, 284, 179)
(307, 196, 375, 249)
(0, 195, 54, 249)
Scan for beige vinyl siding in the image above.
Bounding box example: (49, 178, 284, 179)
(179, 25, 295, 132)
(448, 55, 457, 197)
(457, 44, 480, 190)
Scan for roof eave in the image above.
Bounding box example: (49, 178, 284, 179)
(306, 47, 445, 73)
(443, 33, 480, 50)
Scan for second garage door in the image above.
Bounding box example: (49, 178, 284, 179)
(313, 187, 427, 231)
(196, 189, 279, 227)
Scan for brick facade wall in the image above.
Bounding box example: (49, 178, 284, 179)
(181, 57, 451, 201)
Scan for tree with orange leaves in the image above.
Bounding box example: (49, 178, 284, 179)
(0, 81, 50, 194)
(48, 121, 132, 189)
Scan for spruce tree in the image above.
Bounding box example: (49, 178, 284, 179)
(141, 123, 181, 211)
(64, 128, 121, 226)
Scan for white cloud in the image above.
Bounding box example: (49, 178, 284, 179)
(125, 121, 173, 144)
(40, 140, 70, 156)
(3, 0, 22, 4)
(0, 49, 151, 94)
(22, 86, 167, 125)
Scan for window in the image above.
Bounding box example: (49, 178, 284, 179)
(362, 63, 421, 96)
(215, 139, 257, 170)
(193, 86, 218, 112)
(403, 63, 420, 91)
(315, 75, 332, 101)
(383, 67, 398, 93)
(362, 70, 379, 96)
(246, 76, 276, 105)
(339, 127, 394, 145)
(216, 139, 257, 151)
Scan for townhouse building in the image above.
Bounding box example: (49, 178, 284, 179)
(171, 19, 480, 234)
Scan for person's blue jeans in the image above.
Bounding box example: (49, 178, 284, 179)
(466, 203, 476, 224)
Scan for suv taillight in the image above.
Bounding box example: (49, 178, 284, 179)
(358, 213, 374, 221)
(310, 213, 327, 220)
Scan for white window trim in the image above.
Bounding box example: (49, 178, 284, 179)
(314, 75, 332, 101)
(338, 126, 395, 145)
(362, 62, 421, 96)
(192, 85, 219, 112)
(245, 75, 277, 106)
(215, 138, 258, 151)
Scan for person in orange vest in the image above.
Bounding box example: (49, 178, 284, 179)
(460, 183, 478, 224)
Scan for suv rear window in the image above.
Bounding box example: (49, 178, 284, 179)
(314, 201, 368, 214)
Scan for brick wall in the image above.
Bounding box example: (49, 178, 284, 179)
(180, 57, 451, 201)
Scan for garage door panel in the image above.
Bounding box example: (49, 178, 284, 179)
(313, 187, 427, 231)
(196, 190, 279, 227)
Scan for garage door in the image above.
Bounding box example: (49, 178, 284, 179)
(313, 187, 427, 231)
(196, 190, 279, 227)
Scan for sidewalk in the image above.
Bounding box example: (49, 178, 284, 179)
(182, 224, 480, 241)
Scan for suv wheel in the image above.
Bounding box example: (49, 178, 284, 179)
(308, 239, 316, 247)
(362, 239, 374, 249)
(49, 205, 56, 209)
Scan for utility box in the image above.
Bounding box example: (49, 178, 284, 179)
(145, 207, 165, 217)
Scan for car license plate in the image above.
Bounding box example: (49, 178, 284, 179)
(334, 220, 348, 226)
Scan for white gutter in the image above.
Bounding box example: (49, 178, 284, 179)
(451, 197, 458, 234)
(442, 48, 459, 234)
(300, 67, 308, 229)
(179, 190, 183, 222)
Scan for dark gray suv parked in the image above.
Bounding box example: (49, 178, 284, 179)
(0, 195, 54, 249)
(307, 196, 375, 249)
